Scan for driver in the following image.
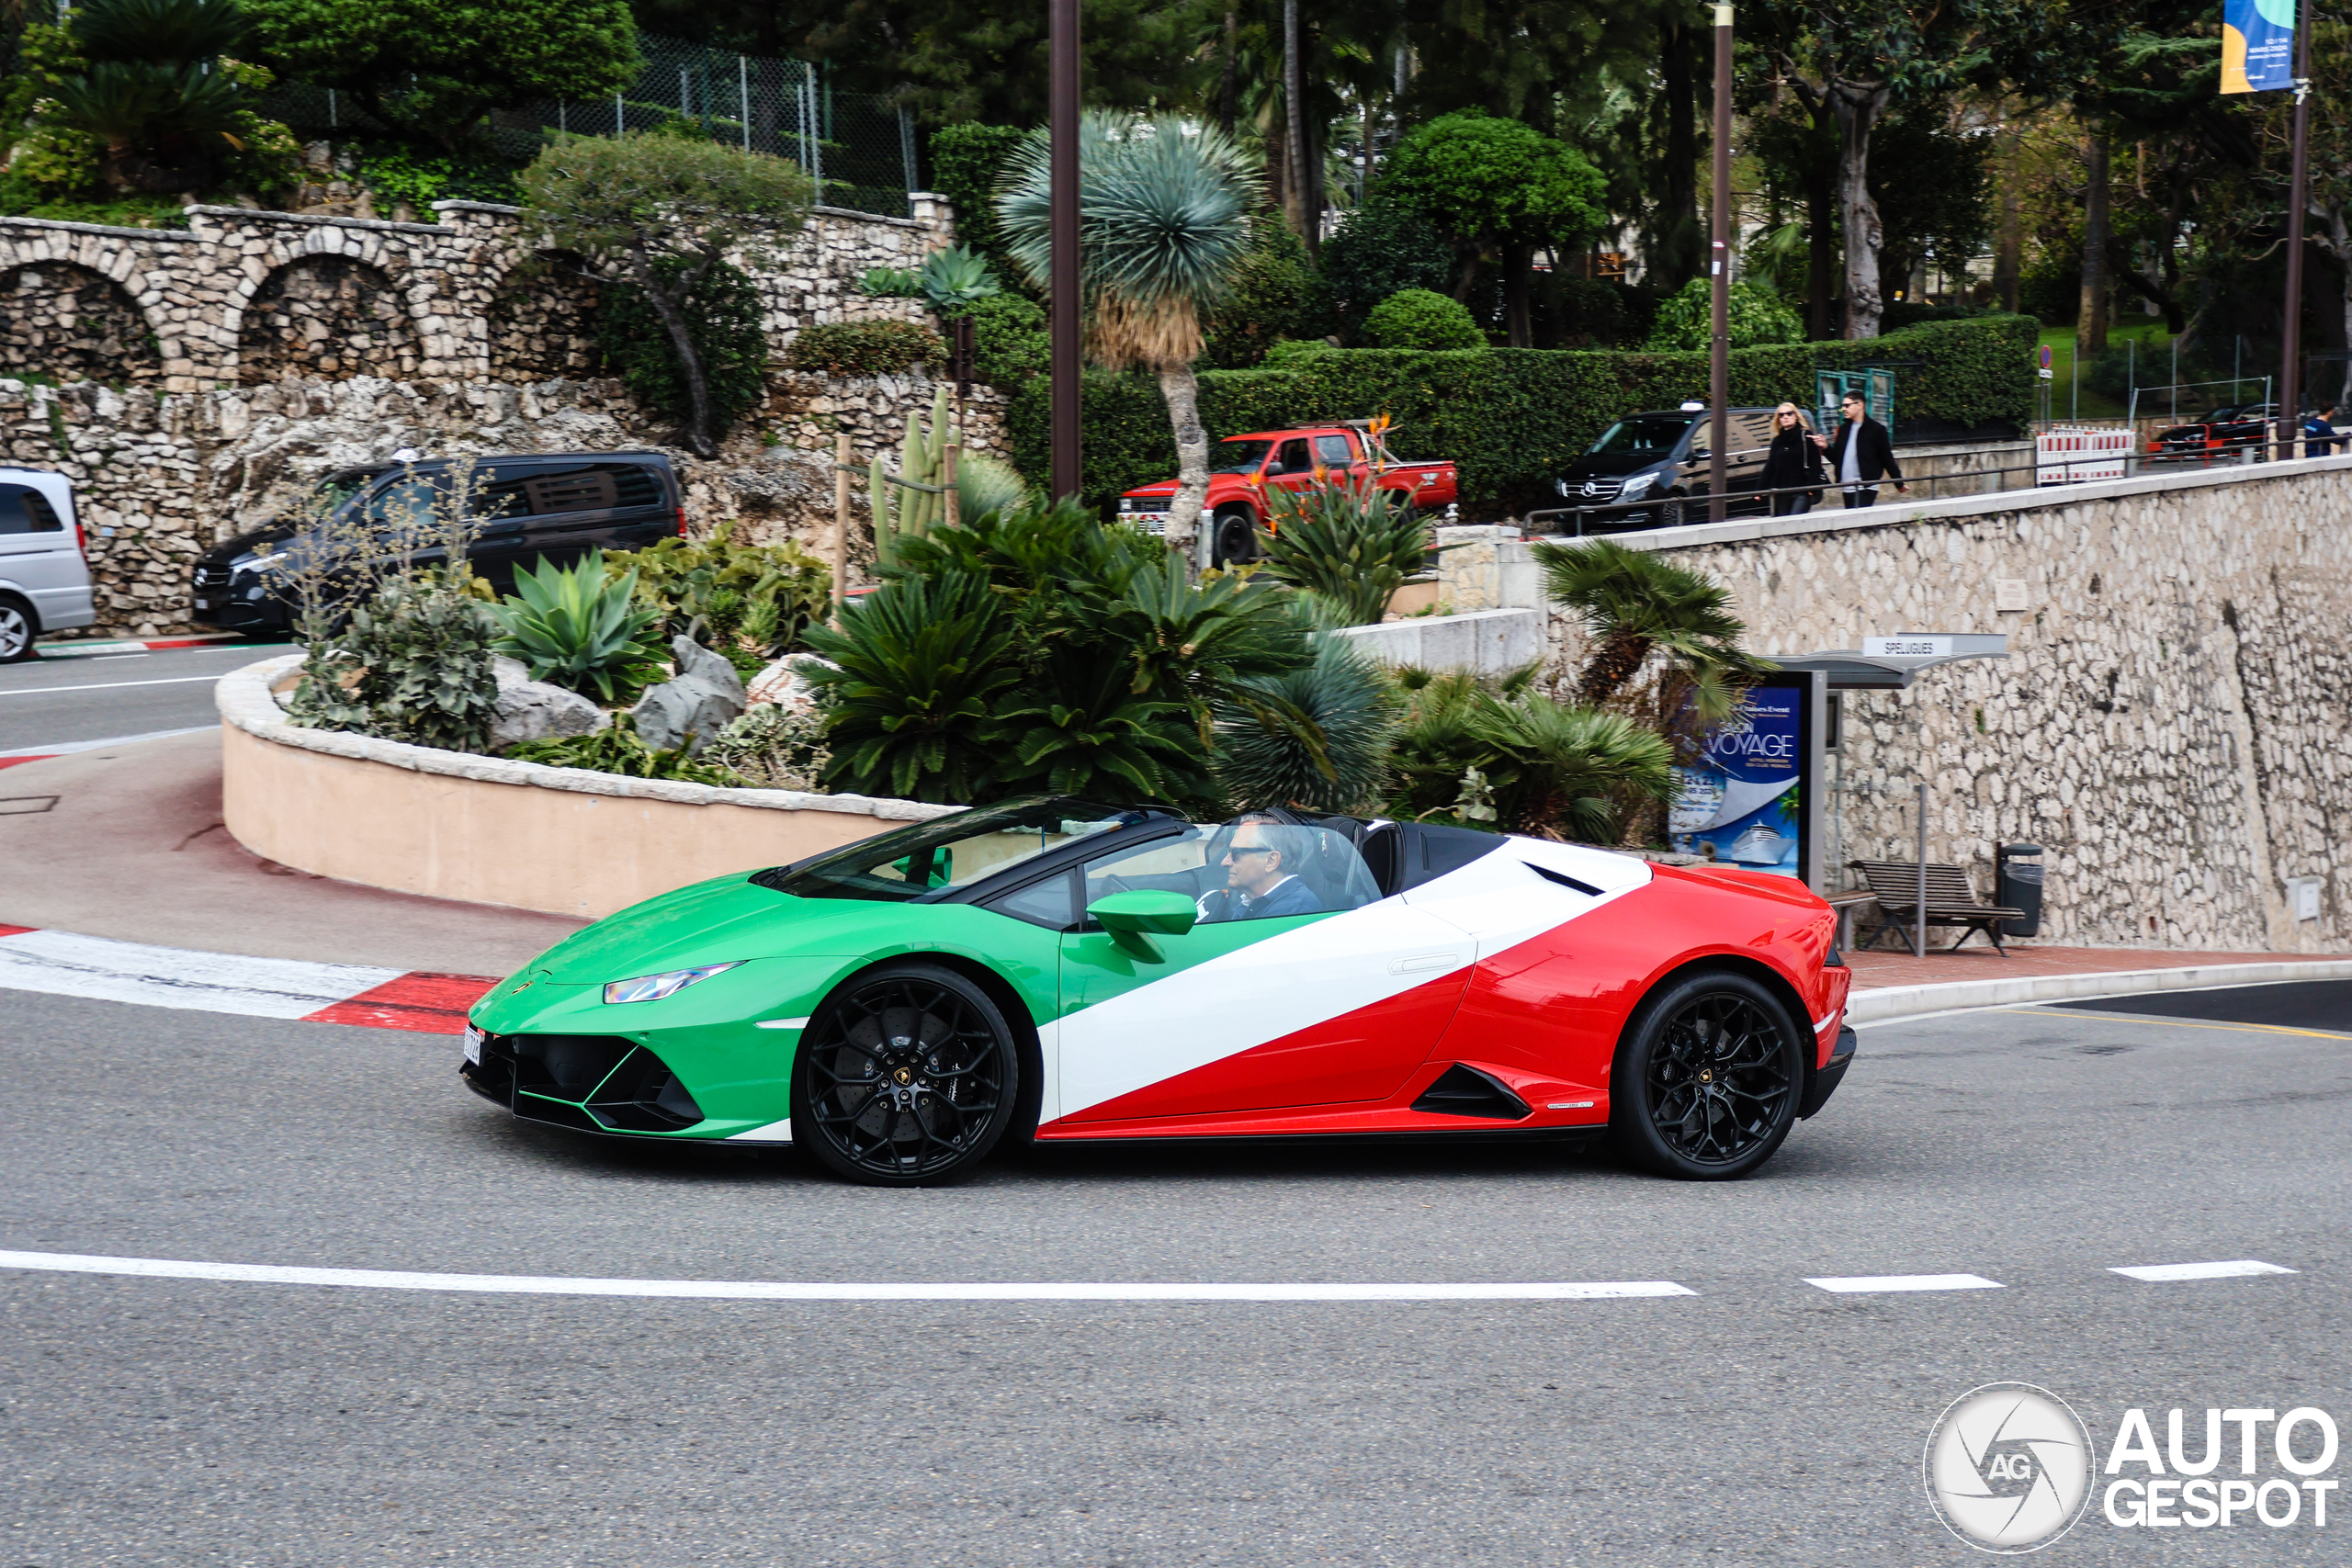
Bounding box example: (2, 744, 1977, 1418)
(1197, 814, 1322, 922)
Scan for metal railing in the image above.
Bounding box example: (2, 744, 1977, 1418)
(1521, 434, 2330, 536)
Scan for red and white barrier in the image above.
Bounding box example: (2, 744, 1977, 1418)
(0, 925, 496, 1034)
(2035, 425, 2132, 485)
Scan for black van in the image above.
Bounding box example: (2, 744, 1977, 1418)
(1548, 405, 1781, 531)
(191, 452, 682, 633)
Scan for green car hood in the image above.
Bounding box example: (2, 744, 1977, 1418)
(528, 874, 901, 982)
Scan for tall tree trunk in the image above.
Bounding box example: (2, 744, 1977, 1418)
(1283, 0, 1306, 239)
(2078, 133, 2109, 355)
(1219, 9, 1238, 135)
(1657, 19, 1702, 292)
(1803, 154, 1837, 339)
(1991, 129, 2023, 312)
(1301, 23, 1323, 257)
(1159, 359, 1210, 578)
(1266, 107, 1289, 224)
(1828, 78, 1890, 339)
(1504, 244, 1533, 347)
(634, 246, 717, 458)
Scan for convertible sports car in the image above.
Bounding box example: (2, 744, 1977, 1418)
(461, 797, 1857, 1185)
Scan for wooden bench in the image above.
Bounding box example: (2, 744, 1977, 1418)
(1846, 860, 2029, 953)
(1823, 889, 1877, 952)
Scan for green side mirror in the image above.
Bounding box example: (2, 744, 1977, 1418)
(1090, 889, 1197, 936)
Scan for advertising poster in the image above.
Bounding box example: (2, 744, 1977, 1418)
(2222, 0, 2295, 93)
(1669, 681, 1807, 879)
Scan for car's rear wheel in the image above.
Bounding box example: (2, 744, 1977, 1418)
(792, 961, 1021, 1187)
(1210, 507, 1257, 567)
(0, 596, 36, 662)
(1610, 969, 1803, 1179)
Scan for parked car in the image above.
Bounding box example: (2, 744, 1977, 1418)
(462, 796, 1856, 1186)
(1549, 404, 1781, 530)
(1114, 424, 1460, 566)
(190, 452, 684, 633)
(2145, 402, 2276, 464)
(0, 467, 96, 661)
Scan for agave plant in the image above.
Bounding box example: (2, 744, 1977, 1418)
(490, 554, 667, 704)
(860, 243, 1002, 314)
(1255, 479, 1432, 627)
(998, 114, 1260, 570)
(799, 572, 1020, 804)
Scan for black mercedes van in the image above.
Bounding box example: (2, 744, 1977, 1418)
(191, 452, 682, 633)
(1548, 405, 1781, 531)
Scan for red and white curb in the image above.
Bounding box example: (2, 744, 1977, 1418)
(0, 926, 495, 1035)
(33, 634, 267, 660)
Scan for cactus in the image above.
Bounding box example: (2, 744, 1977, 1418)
(868, 454, 893, 567)
(866, 389, 963, 567)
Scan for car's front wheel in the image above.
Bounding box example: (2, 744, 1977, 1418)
(1610, 969, 1804, 1179)
(0, 595, 37, 662)
(792, 961, 1021, 1186)
(1210, 507, 1258, 567)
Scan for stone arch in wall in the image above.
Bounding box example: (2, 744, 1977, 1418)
(485, 253, 604, 380)
(0, 261, 163, 385)
(236, 254, 420, 384)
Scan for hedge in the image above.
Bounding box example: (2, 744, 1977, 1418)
(1006, 314, 2039, 515)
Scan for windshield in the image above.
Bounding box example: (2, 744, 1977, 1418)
(1212, 439, 1276, 473)
(752, 798, 1148, 903)
(1586, 416, 1694, 457)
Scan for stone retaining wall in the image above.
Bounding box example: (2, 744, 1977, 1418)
(1577, 456, 2352, 952)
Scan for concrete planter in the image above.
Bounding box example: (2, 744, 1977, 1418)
(216, 655, 959, 919)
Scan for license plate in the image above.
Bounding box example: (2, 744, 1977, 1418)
(463, 1024, 482, 1065)
(193, 599, 211, 610)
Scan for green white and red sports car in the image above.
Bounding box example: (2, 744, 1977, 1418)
(462, 797, 1857, 1185)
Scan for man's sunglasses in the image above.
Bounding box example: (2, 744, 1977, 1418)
(1227, 844, 1276, 857)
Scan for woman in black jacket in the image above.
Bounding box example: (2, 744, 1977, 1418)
(1760, 403, 1825, 516)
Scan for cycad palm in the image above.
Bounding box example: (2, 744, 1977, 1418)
(1532, 537, 1772, 711)
(998, 113, 1260, 573)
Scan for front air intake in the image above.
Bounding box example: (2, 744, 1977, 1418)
(585, 1046, 707, 1133)
(1411, 1064, 1532, 1121)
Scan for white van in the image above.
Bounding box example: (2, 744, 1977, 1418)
(0, 467, 96, 660)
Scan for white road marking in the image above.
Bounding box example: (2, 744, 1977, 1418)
(0, 674, 222, 696)
(1804, 1273, 2004, 1293)
(2109, 1259, 2298, 1282)
(0, 929, 398, 1018)
(0, 1250, 1701, 1303)
(0, 725, 219, 759)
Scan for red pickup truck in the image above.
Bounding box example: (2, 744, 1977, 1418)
(1114, 423, 1460, 566)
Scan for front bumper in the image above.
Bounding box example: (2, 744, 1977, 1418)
(1799, 1025, 1858, 1119)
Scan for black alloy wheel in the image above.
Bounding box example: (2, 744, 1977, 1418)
(1211, 508, 1257, 567)
(792, 961, 1020, 1186)
(1611, 969, 1803, 1179)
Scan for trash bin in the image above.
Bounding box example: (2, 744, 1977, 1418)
(1996, 843, 2044, 937)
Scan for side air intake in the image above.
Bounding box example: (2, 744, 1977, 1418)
(1410, 1064, 1532, 1121)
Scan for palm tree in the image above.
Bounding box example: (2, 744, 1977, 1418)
(1532, 538, 1773, 711)
(998, 113, 1260, 573)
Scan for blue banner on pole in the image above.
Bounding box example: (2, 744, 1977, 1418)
(2223, 0, 2295, 94)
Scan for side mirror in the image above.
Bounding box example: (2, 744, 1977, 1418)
(1089, 889, 1196, 960)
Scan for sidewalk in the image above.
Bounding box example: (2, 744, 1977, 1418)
(1845, 942, 2343, 991)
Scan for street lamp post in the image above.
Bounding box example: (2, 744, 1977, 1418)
(1709, 3, 1733, 523)
(1049, 0, 1082, 499)
(2278, 0, 2312, 459)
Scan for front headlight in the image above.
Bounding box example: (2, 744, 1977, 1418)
(1618, 472, 1657, 500)
(603, 962, 741, 1005)
(1555, 478, 1571, 497)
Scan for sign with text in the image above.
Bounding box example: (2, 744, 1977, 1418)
(1668, 680, 1813, 882)
(1864, 636, 1953, 658)
(2223, 0, 2295, 93)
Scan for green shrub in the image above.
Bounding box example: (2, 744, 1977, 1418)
(1202, 217, 1321, 367)
(1645, 277, 1805, 352)
(1384, 671, 1672, 841)
(1363, 288, 1486, 351)
(1316, 202, 1456, 340)
(490, 553, 666, 704)
(355, 142, 520, 209)
(609, 525, 832, 657)
(786, 318, 945, 377)
(1256, 480, 1434, 626)
(704, 699, 831, 791)
(286, 577, 503, 752)
(1008, 314, 2040, 514)
(596, 256, 769, 436)
(927, 122, 1027, 263)
(506, 725, 741, 784)
(962, 291, 1048, 383)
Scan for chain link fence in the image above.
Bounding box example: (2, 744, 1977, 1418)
(256, 34, 922, 220)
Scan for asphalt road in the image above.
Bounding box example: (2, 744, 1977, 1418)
(3, 981, 2346, 1565)
(0, 641, 287, 752)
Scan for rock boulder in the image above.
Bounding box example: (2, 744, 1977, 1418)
(632, 635, 747, 755)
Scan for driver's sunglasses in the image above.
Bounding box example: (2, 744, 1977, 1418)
(1226, 844, 1275, 857)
